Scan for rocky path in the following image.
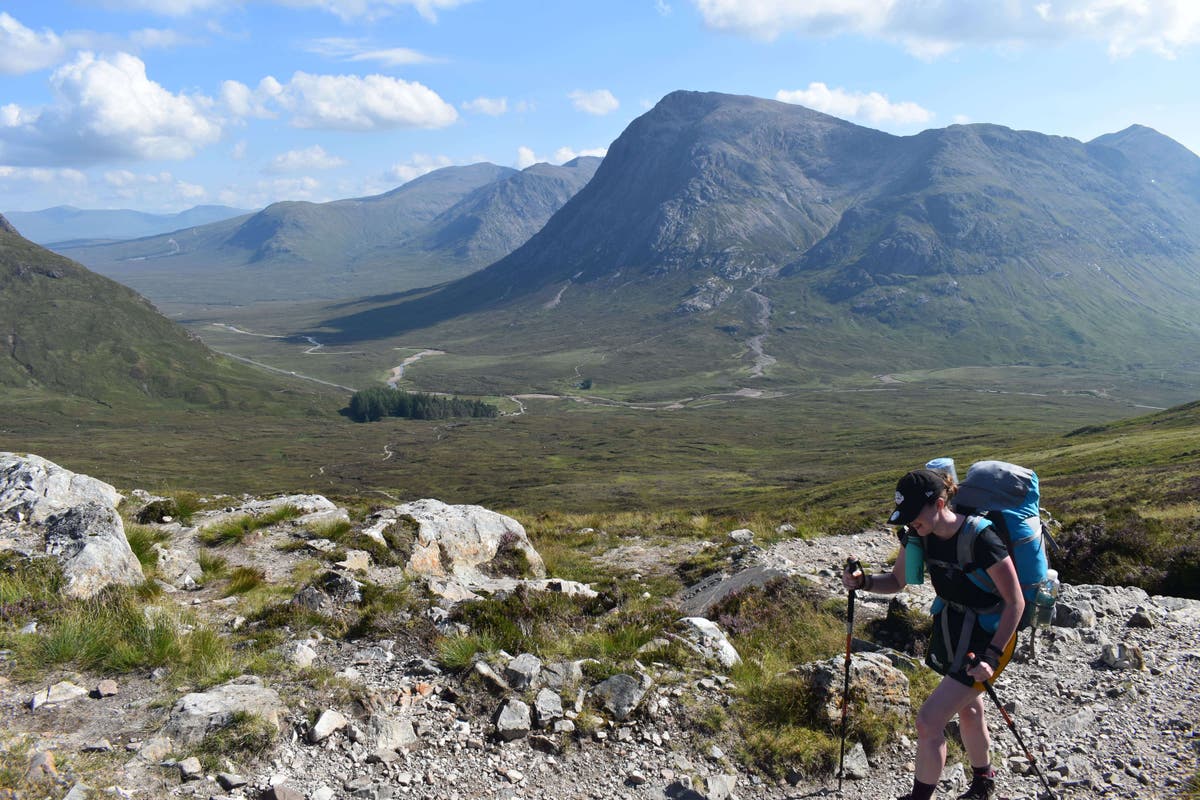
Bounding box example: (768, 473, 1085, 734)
(759, 528, 1200, 800)
(3, 452, 1197, 800)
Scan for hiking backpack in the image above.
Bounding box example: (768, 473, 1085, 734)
(949, 460, 1053, 629)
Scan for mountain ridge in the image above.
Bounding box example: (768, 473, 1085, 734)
(56, 159, 600, 305)
(313, 91, 1200, 379)
(3, 204, 252, 245)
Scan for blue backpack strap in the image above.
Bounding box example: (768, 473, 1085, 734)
(959, 516, 1004, 614)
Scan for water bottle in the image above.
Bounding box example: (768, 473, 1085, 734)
(925, 457, 958, 483)
(1034, 569, 1059, 627)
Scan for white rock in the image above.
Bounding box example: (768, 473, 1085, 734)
(0, 453, 122, 524)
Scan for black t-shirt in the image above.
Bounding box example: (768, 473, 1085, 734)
(905, 518, 1010, 609)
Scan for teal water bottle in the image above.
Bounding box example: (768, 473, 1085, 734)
(904, 532, 925, 585)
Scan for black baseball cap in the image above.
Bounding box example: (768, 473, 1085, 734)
(888, 469, 943, 525)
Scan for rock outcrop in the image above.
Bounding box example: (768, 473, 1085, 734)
(0, 453, 142, 598)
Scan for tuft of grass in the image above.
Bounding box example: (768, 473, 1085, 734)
(305, 518, 353, 541)
(0, 554, 63, 624)
(199, 505, 302, 546)
(4, 586, 242, 686)
(193, 711, 277, 772)
(125, 523, 171, 572)
(196, 551, 229, 585)
(436, 633, 496, 670)
(224, 566, 267, 596)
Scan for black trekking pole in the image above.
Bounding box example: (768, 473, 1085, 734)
(837, 557, 861, 793)
(967, 653, 1058, 800)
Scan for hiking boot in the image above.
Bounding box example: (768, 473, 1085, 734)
(956, 774, 995, 800)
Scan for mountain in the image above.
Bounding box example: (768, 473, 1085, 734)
(317, 91, 1200, 378)
(3, 205, 252, 245)
(56, 159, 601, 305)
(0, 214, 290, 406)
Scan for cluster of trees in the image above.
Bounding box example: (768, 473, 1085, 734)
(347, 386, 500, 422)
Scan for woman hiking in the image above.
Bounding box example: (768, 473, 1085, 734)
(842, 468, 1025, 800)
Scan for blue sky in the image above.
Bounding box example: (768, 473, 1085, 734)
(2, 0, 1198, 214)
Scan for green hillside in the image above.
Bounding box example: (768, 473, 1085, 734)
(0, 215, 325, 409)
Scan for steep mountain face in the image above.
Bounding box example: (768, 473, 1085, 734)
(57, 160, 600, 305)
(3, 205, 251, 246)
(419, 157, 600, 261)
(0, 215, 278, 405)
(321, 91, 1200, 373)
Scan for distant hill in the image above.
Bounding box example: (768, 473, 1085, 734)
(0, 214, 295, 406)
(3, 205, 252, 245)
(316, 91, 1200, 379)
(57, 159, 601, 305)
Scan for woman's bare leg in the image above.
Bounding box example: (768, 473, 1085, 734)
(958, 693, 991, 767)
(914, 677, 984, 783)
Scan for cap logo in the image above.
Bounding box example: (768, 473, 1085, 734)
(895, 491, 905, 505)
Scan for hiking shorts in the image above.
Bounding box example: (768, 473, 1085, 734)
(926, 605, 1017, 690)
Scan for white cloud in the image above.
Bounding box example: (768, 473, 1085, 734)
(462, 96, 508, 115)
(102, 169, 208, 205)
(129, 28, 192, 49)
(306, 37, 437, 65)
(516, 146, 538, 169)
(776, 82, 933, 125)
(568, 89, 619, 115)
(0, 12, 67, 75)
(221, 77, 282, 119)
(271, 0, 474, 23)
(656, 0, 672, 15)
(265, 144, 347, 173)
(0, 51, 221, 167)
(0, 165, 86, 185)
(277, 71, 457, 130)
(691, 0, 1200, 58)
(231, 140, 248, 159)
(97, 0, 232, 14)
(516, 145, 607, 169)
(386, 153, 455, 183)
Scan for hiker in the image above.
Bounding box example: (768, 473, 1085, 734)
(842, 468, 1025, 800)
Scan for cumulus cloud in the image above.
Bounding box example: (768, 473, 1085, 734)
(265, 144, 347, 173)
(0, 51, 221, 167)
(461, 96, 508, 115)
(776, 83, 933, 125)
(516, 145, 607, 169)
(221, 77, 282, 119)
(385, 153, 455, 183)
(568, 89, 619, 115)
(276, 72, 457, 130)
(0, 12, 67, 75)
(305, 37, 437, 65)
(691, 0, 1200, 58)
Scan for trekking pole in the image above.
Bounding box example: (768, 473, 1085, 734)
(837, 557, 861, 793)
(967, 653, 1058, 800)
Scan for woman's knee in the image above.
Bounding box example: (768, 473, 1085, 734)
(915, 707, 948, 743)
(959, 700, 985, 729)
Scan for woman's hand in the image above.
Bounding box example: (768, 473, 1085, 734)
(841, 561, 864, 590)
(967, 651, 998, 683)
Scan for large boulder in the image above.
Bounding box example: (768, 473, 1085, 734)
(163, 676, 285, 746)
(383, 499, 546, 582)
(0, 453, 122, 524)
(44, 503, 144, 598)
(795, 652, 911, 728)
